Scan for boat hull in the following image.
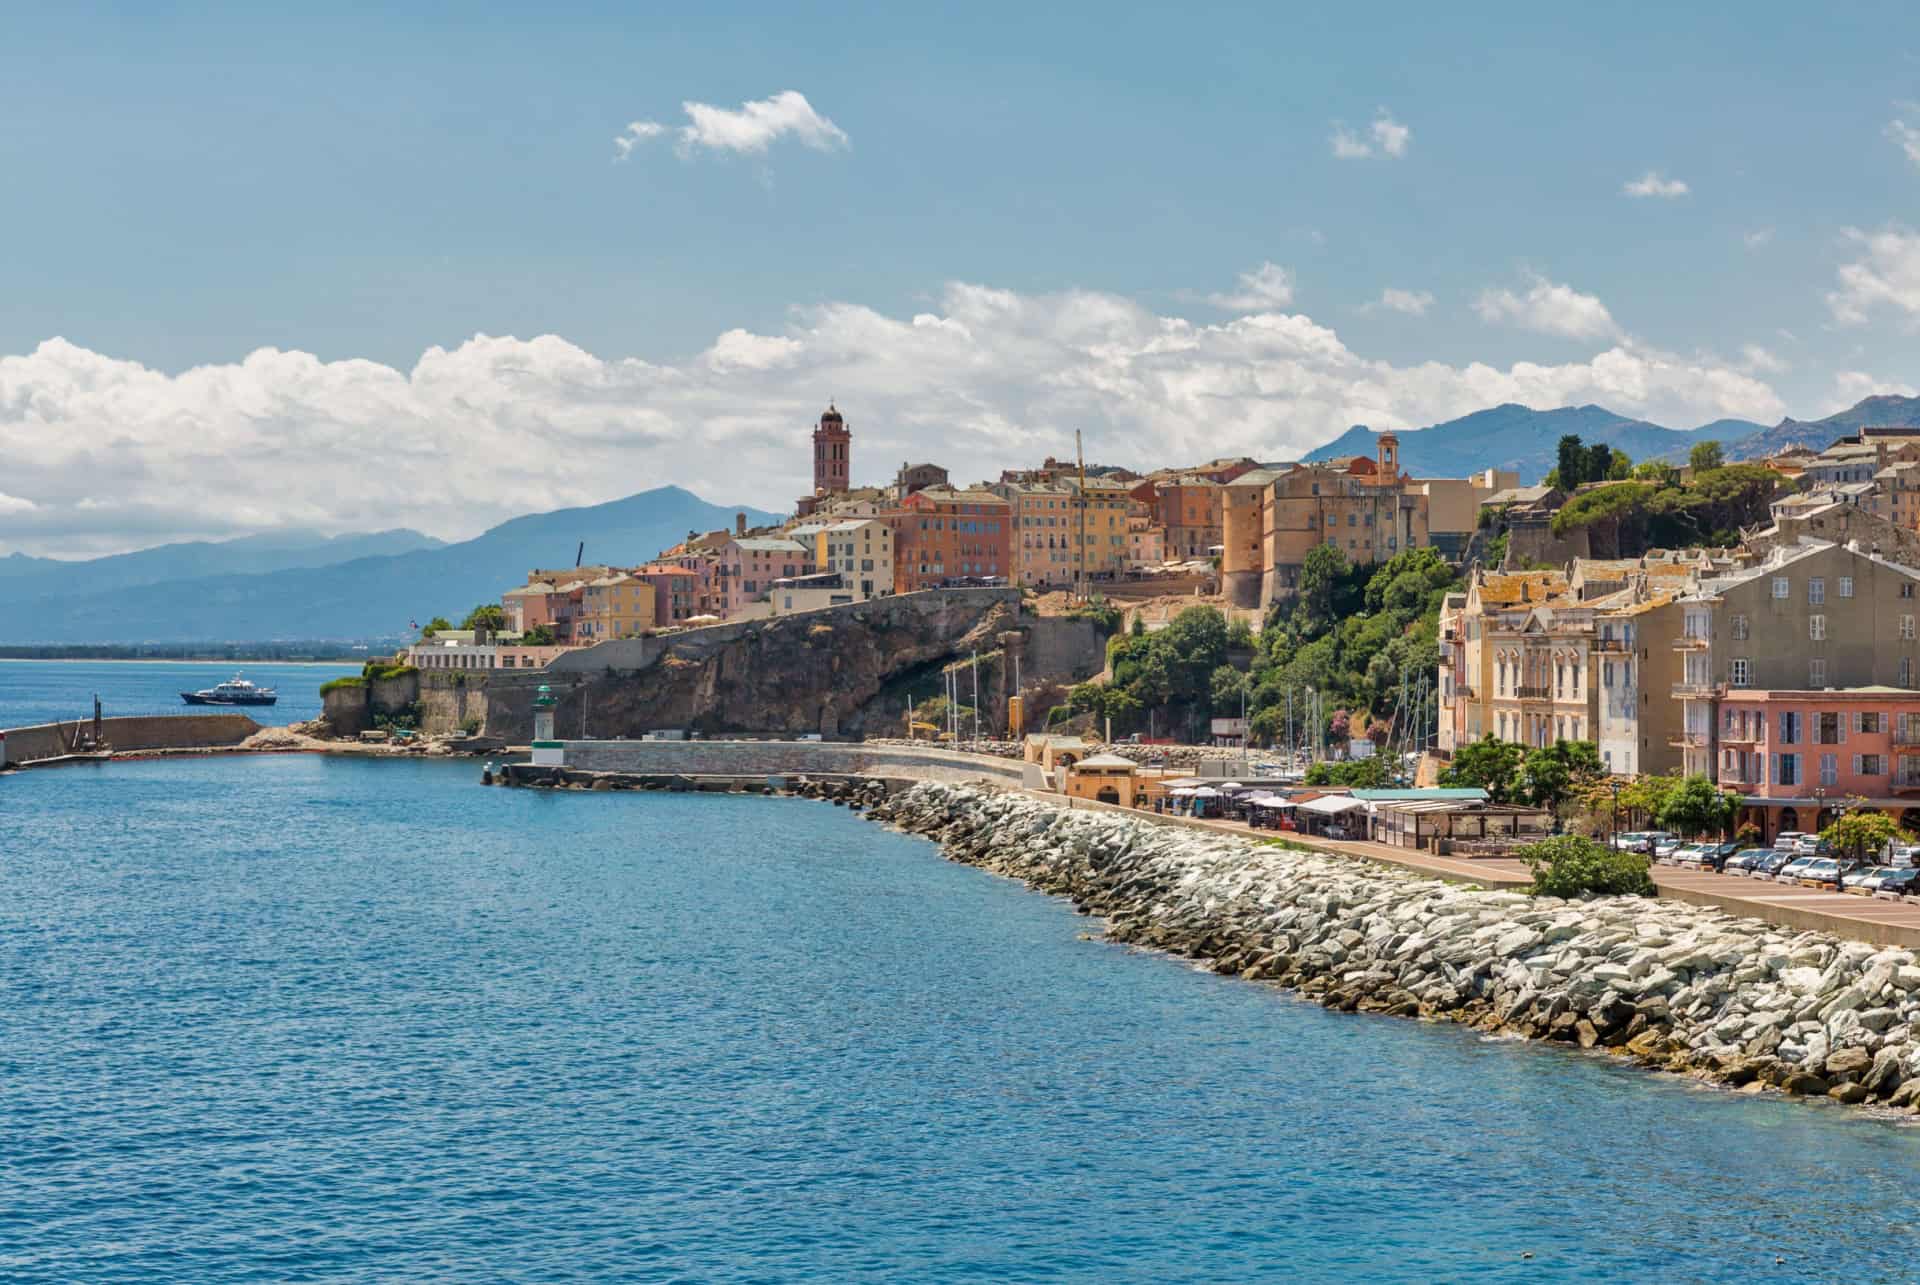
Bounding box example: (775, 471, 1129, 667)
(181, 692, 278, 707)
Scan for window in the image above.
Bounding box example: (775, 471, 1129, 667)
(1820, 753, 1839, 787)
(1809, 577, 1825, 605)
(1779, 711, 1801, 744)
(1839, 576, 1854, 598)
(1776, 752, 1801, 786)
(1810, 658, 1827, 687)
(1906, 583, 1916, 600)
(1857, 754, 1888, 776)
(1809, 615, 1826, 641)
(1817, 711, 1845, 743)
(1731, 614, 1749, 640)
(1905, 615, 1916, 641)
(1773, 576, 1790, 599)
(1905, 658, 1914, 687)
(1730, 657, 1751, 687)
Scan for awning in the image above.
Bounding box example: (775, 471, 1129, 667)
(1297, 795, 1366, 815)
(1244, 794, 1295, 809)
(1188, 787, 1221, 798)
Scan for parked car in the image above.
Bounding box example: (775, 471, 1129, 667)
(1750, 850, 1797, 879)
(1795, 858, 1845, 888)
(1775, 855, 1820, 883)
(1724, 848, 1776, 876)
(1773, 831, 1813, 851)
(1654, 836, 1684, 858)
(1875, 869, 1920, 900)
(1668, 843, 1708, 867)
(1843, 865, 1898, 893)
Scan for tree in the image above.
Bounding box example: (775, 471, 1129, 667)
(1657, 774, 1742, 838)
(521, 623, 557, 645)
(1519, 835, 1656, 898)
(1585, 441, 1613, 488)
(1210, 664, 1249, 711)
(1606, 447, 1633, 481)
(1822, 808, 1906, 864)
(462, 604, 508, 632)
(1556, 434, 1588, 488)
(1440, 735, 1525, 803)
(421, 616, 453, 638)
(1619, 773, 1679, 828)
(1297, 542, 1350, 632)
(1519, 739, 1604, 814)
(1328, 708, 1352, 756)
(1304, 756, 1391, 788)
(1689, 439, 1725, 472)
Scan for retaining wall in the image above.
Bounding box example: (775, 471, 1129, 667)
(553, 739, 1028, 786)
(1, 714, 262, 765)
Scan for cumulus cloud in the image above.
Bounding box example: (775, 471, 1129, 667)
(1832, 370, 1920, 409)
(1367, 288, 1434, 316)
(0, 493, 36, 515)
(1473, 275, 1620, 341)
(1890, 117, 1920, 168)
(1206, 262, 1295, 311)
(1330, 111, 1410, 160)
(615, 90, 848, 161)
(1827, 225, 1920, 325)
(0, 285, 1790, 557)
(1739, 344, 1787, 375)
(1622, 171, 1689, 199)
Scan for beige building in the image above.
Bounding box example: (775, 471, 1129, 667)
(1670, 539, 1920, 778)
(1593, 588, 1686, 777)
(993, 476, 1131, 588)
(1439, 568, 1570, 752)
(1259, 435, 1430, 605)
(1221, 468, 1281, 606)
(1127, 515, 1166, 569)
(810, 518, 894, 600)
(576, 573, 658, 642)
(1414, 467, 1518, 560)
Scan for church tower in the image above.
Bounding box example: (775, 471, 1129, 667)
(813, 404, 851, 494)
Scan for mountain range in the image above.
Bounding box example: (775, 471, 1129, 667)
(0, 488, 781, 644)
(1302, 394, 1920, 482)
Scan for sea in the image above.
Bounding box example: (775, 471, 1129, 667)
(0, 659, 359, 730)
(3, 753, 1920, 1281)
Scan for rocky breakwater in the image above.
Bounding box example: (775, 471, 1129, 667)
(870, 782, 1920, 1113)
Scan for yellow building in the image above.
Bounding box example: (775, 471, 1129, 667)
(810, 518, 894, 600)
(1063, 753, 1146, 805)
(1259, 435, 1430, 606)
(994, 477, 1131, 587)
(577, 573, 658, 642)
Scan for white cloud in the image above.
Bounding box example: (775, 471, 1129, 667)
(614, 90, 848, 161)
(1827, 225, 1920, 325)
(1369, 288, 1434, 316)
(1472, 275, 1621, 341)
(1739, 343, 1786, 375)
(1832, 370, 1919, 408)
(1622, 171, 1689, 199)
(1329, 111, 1410, 160)
(0, 493, 36, 515)
(1889, 117, 1920, 168)
(1743, 227, 1774, 251)
(0, 286, 1788, 557)
(1206, 262, 1295, 311)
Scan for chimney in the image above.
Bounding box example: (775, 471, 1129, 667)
(736, 512, 747, 536)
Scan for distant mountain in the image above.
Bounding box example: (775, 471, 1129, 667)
(0, 529, 443, 598)
(0, 487, 783, 644)
(1303, 404, 1760, 482)
(1301, 394, 1920, 483)
(1730, 394, 1920, 461)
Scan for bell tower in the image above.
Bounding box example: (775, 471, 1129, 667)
(813, 404, 851, 494)
(1376, 432, 1399, 479)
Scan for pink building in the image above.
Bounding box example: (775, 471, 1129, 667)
(633, 564, 701, 626)
(713, 537, 811, 618)
(1716, 687, 1920, 841)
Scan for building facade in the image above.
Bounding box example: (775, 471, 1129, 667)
(892, 487, 1012, 592)
(1715, 688, 1920, 841)
(1259, 436, 1430, 605)
(812, 404, 851, 495)
(811, 518, 894, 600)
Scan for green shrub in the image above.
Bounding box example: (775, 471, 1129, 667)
(1518, 835, 1655, 898)
(319, 676, 367, 695)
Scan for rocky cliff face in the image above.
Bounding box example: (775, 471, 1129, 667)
(466, 589, 1107, 741)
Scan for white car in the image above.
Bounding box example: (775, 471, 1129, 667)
(1775, 855, 1819, 883)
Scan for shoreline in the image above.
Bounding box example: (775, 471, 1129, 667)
(865, 780, 1920, 1119)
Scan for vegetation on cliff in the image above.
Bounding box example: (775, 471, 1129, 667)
(1550, 463, 1782, 550)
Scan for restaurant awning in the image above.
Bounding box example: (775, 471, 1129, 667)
(1297, 795, 1367, 815)
(1244, 794, 1295, 809)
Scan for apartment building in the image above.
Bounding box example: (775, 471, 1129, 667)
(1592, 590, 1686, 777)
(812, 518, 894, 600)
(1669, 539, 1920, 779)
(1715, 688, 1920, 841)
(1132, 475, 1223, 561)
(1438, 568, 1570, 752)
(576, 572, 658, 642)
(891, 487, 1011, 592)
(993, 480, 1082, 588)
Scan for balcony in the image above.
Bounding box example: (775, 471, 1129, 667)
(1671, 681, 1718, 699)
(1671, 634, 1711, 651)
(1893, 777, 1920, 796)
(1592, 636, 1631, 653)
(1720, 728, 1761, 746)
(1719, 767, 1760, 788)
(1452, 686, 1476, 701)
(1895, 729, 1920, 747)
(1514, 684, 1552, 701)
(1668, 731, 1711, 749)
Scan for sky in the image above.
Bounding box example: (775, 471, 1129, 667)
(2, 0, 1918, 557)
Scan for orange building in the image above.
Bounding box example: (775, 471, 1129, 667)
(1131, 475, 1222, 561)
(892, 487, 1012, 592)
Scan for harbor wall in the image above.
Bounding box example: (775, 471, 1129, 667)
(555, 739, 1028, 786)
(1, 713, 262, 765)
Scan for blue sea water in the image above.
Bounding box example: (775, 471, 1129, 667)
(0, 659, 358, 729)
(4, 755, 1920, 1282)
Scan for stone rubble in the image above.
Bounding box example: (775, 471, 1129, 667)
(868, 781, 1920, 1113)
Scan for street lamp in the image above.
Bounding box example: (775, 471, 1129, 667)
(1831, 795, 1853, 892)
(1608, 778, 1623, 849)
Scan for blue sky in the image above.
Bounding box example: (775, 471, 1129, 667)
(2, 1, 1918, 553)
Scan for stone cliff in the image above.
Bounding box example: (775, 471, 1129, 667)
(403, 589, 1108, 742)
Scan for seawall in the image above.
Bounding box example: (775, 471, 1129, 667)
(1, 713, 263, 766)
(550, 740, 1030, 786)
(870, 781, 1920, 1113)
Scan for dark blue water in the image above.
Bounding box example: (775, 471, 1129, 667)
(0, 659, 357, 728)
(4, 756, 1919, 1281)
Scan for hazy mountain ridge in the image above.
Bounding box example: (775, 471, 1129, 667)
(0, 529, 445, 595)
(0, 488, 781, 644)
(1302, 394, 1920, 482)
